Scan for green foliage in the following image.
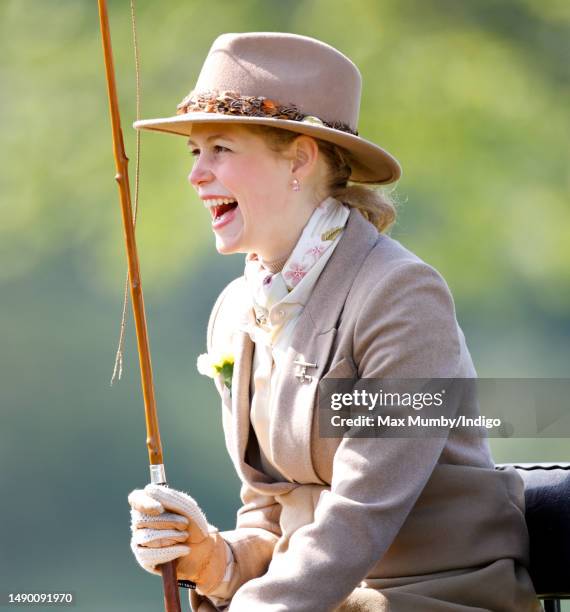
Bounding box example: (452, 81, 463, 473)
(2, 0, 568, 307)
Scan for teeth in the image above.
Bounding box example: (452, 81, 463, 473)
(203, 197, 237, 208)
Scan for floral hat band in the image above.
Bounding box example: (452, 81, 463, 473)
(176, 90, 359, 137)
(134, 32, 401, 184)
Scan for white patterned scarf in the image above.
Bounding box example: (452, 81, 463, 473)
(244, 196, 350, 328)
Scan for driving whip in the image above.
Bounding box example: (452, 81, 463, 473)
(96, 2, 185, 610)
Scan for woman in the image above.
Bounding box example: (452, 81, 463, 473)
(127, 33, 540, 611)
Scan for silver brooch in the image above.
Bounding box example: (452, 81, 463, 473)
(294, 358, 317, 383)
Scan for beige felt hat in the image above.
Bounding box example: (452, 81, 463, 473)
(134, 32, 401, 184)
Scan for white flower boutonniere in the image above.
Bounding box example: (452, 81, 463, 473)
(197, 351, 234, 394)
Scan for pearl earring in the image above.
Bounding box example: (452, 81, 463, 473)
(292, 178, 301, 192)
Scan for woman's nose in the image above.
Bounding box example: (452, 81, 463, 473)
(189, 155, 214, 188)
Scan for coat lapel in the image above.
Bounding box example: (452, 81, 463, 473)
(230, 293, 299, 495)
(230, 329, 254, 477)
(270, 329, 337, 484)
(270, 209, 380, 484)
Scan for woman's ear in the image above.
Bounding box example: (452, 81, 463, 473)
(290, 135, 319, 179)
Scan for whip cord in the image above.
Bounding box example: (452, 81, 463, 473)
(110, 0, 142, 386)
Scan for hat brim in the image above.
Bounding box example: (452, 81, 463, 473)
(133, 112, 401, 185)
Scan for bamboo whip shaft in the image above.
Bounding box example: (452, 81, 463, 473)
(97, 0, 162, 467)
(96, 2, 181, 610)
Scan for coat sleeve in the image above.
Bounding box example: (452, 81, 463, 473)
(193, 481, 282, 609)
(228, 261, 465, 611)
(217, 482, 282, 597)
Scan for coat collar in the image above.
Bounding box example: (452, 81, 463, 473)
(302, 207, 379, 334)
(231, 209, 380, 492)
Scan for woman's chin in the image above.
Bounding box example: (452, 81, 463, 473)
(212, 210, 246, 254)
(214, 234, 243, 255)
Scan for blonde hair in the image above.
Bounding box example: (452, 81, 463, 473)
(248, 125, 397, 232)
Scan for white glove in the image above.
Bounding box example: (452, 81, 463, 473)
(128, 484, 227, 593)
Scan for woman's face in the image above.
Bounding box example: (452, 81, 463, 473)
(188, 123, 315, 260)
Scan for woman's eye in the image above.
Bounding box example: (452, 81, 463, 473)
(189, 145, 230, 157)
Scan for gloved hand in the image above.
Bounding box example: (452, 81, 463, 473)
(128, 484, 228, 593)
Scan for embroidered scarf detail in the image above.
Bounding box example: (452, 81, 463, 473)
(244, 197, 350, 325)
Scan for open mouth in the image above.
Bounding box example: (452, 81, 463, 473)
(212, 200, 238, 220)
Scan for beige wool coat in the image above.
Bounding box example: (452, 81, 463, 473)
(191, 209, 541, 612)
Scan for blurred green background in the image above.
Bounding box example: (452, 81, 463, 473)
(1, 0, 568, 610)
